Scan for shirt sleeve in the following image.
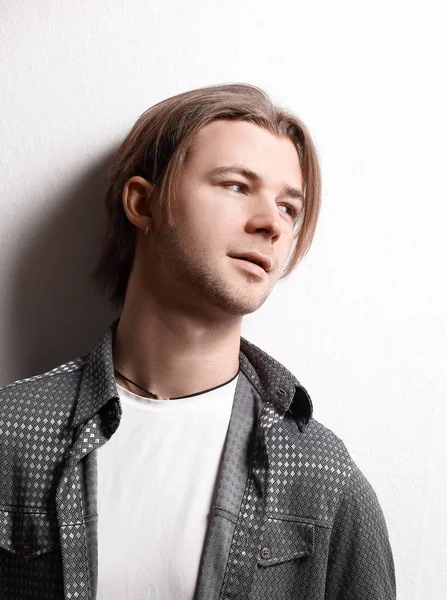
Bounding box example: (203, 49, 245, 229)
(325, 462, 396, 600)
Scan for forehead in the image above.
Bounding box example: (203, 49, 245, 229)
(185, 120, 302, 186)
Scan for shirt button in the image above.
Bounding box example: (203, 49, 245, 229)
(260, 546, 272, 560)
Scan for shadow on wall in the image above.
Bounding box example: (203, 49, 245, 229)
(4, 151, 120, 383)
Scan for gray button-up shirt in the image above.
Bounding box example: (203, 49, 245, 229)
(0, 321, 396, 599)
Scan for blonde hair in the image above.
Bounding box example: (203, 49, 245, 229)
(92, 83, 321, 307)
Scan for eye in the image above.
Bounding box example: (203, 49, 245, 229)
(225, 182, 247, 193)
(278, 204, 298, 219)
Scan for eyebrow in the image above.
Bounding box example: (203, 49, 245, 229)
(207, 165, 304, 201)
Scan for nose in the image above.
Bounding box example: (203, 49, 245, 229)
(245, 194, 282, 240)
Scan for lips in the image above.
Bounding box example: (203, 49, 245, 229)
(230, 253, 272, 273)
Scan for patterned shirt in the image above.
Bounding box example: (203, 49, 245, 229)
(0, 320, 396, 599)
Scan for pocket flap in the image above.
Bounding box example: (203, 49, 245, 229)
(257, 517, 314, 567)
(0, 510, 60, 557)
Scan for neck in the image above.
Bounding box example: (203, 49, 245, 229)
(113, 289, 242, 401)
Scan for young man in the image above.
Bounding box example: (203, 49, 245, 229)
(0, 84, 395, 600)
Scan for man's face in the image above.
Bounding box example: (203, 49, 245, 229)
(148, 119, 304, 317)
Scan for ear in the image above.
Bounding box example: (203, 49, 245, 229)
(122, 176, 155, 234)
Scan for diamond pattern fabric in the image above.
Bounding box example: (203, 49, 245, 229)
(0, 320, 395, 599)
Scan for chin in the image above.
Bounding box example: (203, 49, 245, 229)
(219, 290, 271, 317)
(194, 270, 272, 316)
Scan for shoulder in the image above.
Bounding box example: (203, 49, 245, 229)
(0, 356, 86, 412)
(302, 418, 381, 503)
(279, 413, 390, 530)
(301, 420, 388, 526)
(290, 415, 355, 475)
(270, 414, 364, 523)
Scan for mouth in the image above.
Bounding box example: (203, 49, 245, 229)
(230, 256, 269, 277)
(229, 253, 272, 273)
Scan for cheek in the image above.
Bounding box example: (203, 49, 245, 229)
(177, 185, 238, 233)
(175, 205, 227, 254)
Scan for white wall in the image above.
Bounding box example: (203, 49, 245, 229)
(1, 0, 446, 596)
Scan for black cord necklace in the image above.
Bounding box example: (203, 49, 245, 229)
(114, 368, 159, 398)
(113, 367, 240, 400)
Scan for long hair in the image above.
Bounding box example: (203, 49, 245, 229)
(91, 83, 321, 308)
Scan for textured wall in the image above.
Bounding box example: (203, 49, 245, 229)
(1, 0, 446, 597)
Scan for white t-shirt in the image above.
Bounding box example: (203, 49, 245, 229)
(96, 373, 239, 600)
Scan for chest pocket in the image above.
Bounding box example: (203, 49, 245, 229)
(257, 517, 314, 567)
(250, 517, 319, 600)
(0, 509, 60, 557)
(0, 510, 65, 600)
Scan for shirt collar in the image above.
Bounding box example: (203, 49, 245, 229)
(72, 320, 313, 430)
